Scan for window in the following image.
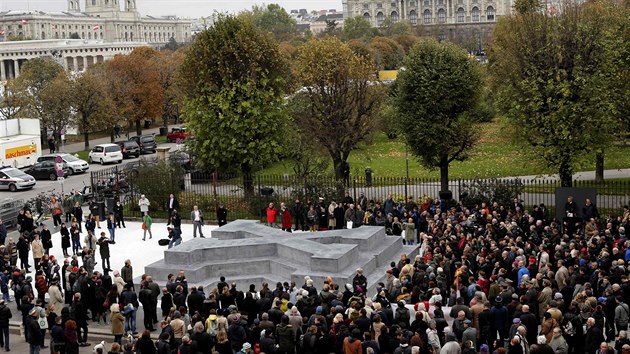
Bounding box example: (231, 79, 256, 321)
(377, 3, 383, 8)
(409, 10, 417, 25)
(363, 3, 370, 9)
(363, 12, 372, 21)
(438, 8, 446, 23)
(391, 2, 397, 7)
(457, 8, 465, 22)
(486, 6, 495, 20)
(423, 9, 432, 24)
(409, 1, 416, 6)
(376, 12, 385, 25)
(438, 0, 444, 5)
(472, 7, 480, 21)
(391, 11, 399, 22)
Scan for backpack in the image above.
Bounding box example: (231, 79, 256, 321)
(207, 317, 219, 336)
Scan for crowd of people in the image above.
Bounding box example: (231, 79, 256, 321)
(4, 190, 630, 354)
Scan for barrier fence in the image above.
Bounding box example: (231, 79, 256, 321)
(89, 167, 630, 223)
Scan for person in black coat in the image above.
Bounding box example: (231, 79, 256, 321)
(293, 200, 306, 232)
(16, 236, 30, 271)
(187, 287, 204, 317)
(113, 200, 125, 228)
(585, 317, 605, 354)
(138, 283, 155, 331)
(171, 210, 182, 231)
(71, 293, 89, 345)
(166, 194, 180, 223)
(71, 202, 83, 232)
(217, 204, 228, 227)
(0, 299, 12, 350)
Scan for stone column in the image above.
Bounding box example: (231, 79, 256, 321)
(82, 56, 87, 70)
(13, 60, 20, 78)
(72, 56, 78, 71)
(0, 60, 5, 81)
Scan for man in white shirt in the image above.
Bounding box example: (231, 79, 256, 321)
(190, 205, 205, 238)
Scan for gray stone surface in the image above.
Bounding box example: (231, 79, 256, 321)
(143, 220, 419, 294)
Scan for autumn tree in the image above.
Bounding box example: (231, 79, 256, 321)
(151, 49, 185, 130)
(181, 14, 288, 193)
(38, 72, 75, 147)
(104, 47, 163, 136)
(490, 0, 629, 186)
(292, 37, 383, 185)
(396, 39, 482, 193)
(242, 4, 298, 41)
(368, 36, 405, 70)
(72, 65, 117, 148)
(12, 58, 64, 144)
(342, 16, 379, 41)
(0, 81, 27, 120)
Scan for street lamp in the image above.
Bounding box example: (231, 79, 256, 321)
(405, 141, 409, 201)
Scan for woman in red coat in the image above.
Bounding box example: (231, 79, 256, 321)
(266, 203, 278, 228)
(281, 203, 292, 233)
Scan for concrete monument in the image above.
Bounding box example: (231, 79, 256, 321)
(143, 220, 420, 294)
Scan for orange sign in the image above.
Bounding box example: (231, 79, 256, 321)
(5, 144, 37, 159)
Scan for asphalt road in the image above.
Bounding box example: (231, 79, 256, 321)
(1, 142, 179, 203)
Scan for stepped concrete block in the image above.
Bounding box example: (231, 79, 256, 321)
(144, 220, 420, 295)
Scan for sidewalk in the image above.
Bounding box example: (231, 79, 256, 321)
(58, 127, 163, 154)
(511, 168, 630, 181)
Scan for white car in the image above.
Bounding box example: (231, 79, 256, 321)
(0, 166, 36, 191)
(88, 143, 123, 165)
(37, 153, 90, 175)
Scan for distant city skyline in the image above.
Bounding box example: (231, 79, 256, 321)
(0, 0, 342, 17)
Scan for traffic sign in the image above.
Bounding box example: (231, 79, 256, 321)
(57, 169, 65, 177)
(55, 155, 63, 163)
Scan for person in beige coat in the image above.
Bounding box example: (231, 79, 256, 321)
(110, 303, 125, 344)
(113, 271, 125, 295)
(31, 235, 44, 268)
(47, 280, 64, 316)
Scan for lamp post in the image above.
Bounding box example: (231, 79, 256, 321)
(405, 141, 409, 201)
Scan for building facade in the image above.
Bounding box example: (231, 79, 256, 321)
(343, 0, 512, 49)
(0, 0, 191, 44)
(0, 39, 148, 80)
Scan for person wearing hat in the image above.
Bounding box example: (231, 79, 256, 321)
(138, 195, 150, 216)
(237, 342, 252, 354)
(491, 295, 508, 345)
(26, 307, 43, 353)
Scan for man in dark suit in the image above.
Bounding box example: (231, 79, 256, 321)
(166, 194, 180, 224)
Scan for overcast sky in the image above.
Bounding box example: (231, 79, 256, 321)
(0, 0, 342, 17)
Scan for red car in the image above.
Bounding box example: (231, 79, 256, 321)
(166, 127, 191, 143)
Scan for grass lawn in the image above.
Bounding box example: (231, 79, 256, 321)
(260, 117, 630, 179)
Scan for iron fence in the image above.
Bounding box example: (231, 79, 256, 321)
(89, 168, 630, 223)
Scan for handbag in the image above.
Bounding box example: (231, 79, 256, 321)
(103, 298, 110, 309)
(141, 223, 146, 230)
(38, 316, 48, 329)
(53, 208, 62, 215)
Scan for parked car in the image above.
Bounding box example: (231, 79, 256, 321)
(88, 143, 123, 165)
(130, 134, 157, 154)
(23, 161, 70, 181)
(169, 151, 193, 171)
(166, 126, 192, 143)
(37, 153, 89, 175)
(115, 141, 141, 159)
(0, 166, 36, 191)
